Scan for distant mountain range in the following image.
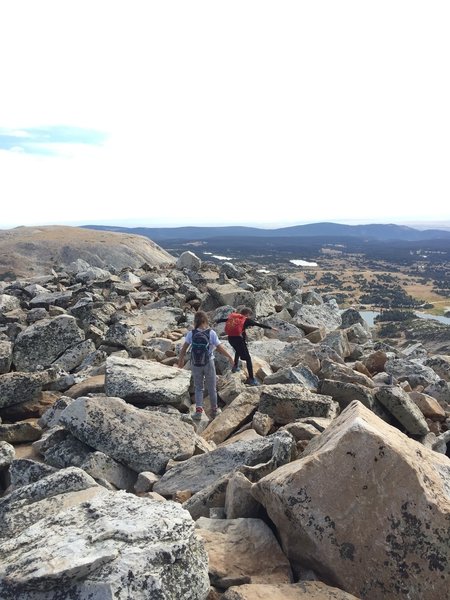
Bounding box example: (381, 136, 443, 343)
(83, 222, 450, 242)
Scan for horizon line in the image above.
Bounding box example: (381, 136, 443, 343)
(2, 218, 450, 231)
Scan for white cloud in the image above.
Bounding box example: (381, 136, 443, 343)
(1, 1, 449, 227)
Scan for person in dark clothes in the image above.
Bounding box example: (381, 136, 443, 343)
(216, 307, 277, 385)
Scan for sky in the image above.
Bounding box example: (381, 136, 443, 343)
(1, 1, 449, 229)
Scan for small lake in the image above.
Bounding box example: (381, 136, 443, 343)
(290, 259, 318, 267)
(356, 310, 450, 327)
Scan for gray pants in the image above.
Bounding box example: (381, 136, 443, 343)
(192, 359, 217, 409)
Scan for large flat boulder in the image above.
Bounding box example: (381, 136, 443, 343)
(154, 431, 296, 496)
(12, 315, 85, 371)
(0, 466, 102, 538)
(207, 284, 255, 310)
(258, 384, 337, 425)
(122, 307, 182, 337)
(252, 401, 450, 600)
(0, 491, 209, 600)
(105, 356, 191, 407)
(60, 395, 195, 473)
(293, 303, 342, 333)
(266, 339, 343, 374)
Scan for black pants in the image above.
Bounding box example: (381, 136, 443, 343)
(228, 336, 254, 379)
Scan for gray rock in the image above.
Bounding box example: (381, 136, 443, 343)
(105, 322, 144, 349)
(60, 395, 195, 474)
(280, 277, 302, 295)
(29, 290, 73, 309)
(0, 466, 100, 538)
(75, 266, 112, 283)
(240, 339, 282, 368)
(254, 290, 278, 318)
(384, 358, 440, 388)
(0, 441, 15, 469)
(105, 356, 191, 407)
(0, 340, 12, 374)
(32, 425, 68, 455)
(67, 258, 91, 273)
(281, 422, 322, 441)
(424, 355, 450, 381)
(268, 339, 344, 374)
(143, 336, 175, 354)
(225, 472, 261, 519)
(345, 322, 372, 344)
(0, 370, 50, 409)
(260, 318, 304, 341)
(319, 359, 374, 389)
(12, 315, 85, 371)
(38, 395, 75, 428)
(80, 451, 137, 490)
(26, 307, 48, 324)
(154, 431, 296, 496)
(0, 295, 20, 314)
(321, 330, 351, 359)
(432, 430, 450, 454)
(400, 342, 428, 360)
(177, 251, 202, 270)
(8, 459, 57, 488)
(302, 291, 323, 306)
(220, 262, 244, 279)
(318, 379, 376, 412)
(252, 411, 274, 436)
(263, 365, 319, 389)
(183, 474, 230, 520)
(134, 471, 160, 493)
(23, 283, 48, 298)
(293, 303, 342, 333)
(52, 339, 96, 372)
(0, 491, 209, 600)
(207, 283, 255, 312)
(375, 386, 430, 435)
(122, 306, 182, 337)
(423, 380, 450, 411)
(258, 384, 337, 425)
(119, 269, 141, 285)
(340, 308, 367, 329)
(42, 432, 95, 469)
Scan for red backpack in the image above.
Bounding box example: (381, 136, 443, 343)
(225, 313, 247, 336)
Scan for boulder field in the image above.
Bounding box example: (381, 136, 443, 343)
(0, 251, 448, 599)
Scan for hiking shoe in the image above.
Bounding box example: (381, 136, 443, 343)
(245, 378, 259, 386)
(211, 407, 222, 419)
(192, 407, 204, 420)
(231, 365, 241, 373)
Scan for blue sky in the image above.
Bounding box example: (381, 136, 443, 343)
(1, 1, 449, 228)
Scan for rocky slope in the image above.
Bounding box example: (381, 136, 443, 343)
(0, 225, 175, 277)
(0, 250, 449, 599)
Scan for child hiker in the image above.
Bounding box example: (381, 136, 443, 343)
(216, 307, 277, 386)
(177, 310, 234, 419)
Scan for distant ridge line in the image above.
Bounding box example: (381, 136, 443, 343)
(82, 222, 450, 242)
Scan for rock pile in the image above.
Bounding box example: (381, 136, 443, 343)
(0, 250, 449, 599)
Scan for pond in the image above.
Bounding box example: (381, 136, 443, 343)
(356, 310, 450, 328)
